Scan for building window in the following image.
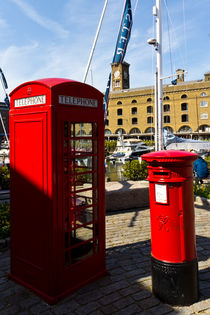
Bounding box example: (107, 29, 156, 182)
(181, 114, 188, 122)
(200, 113, 208, 120)
(164, 116, 170, 123)
(116, 128, 126, 134)
(147, 97, 152, 102)
(132, 118, 138, 125)
(147, 116, 153, 124)
(105, 119, 109, 126)
(181, 94, 187, 99)
(200, 101, 208, 107)
(163, 96, 170, 100)
(181, 103, 188, 111)
(200, 92, 207, 97)
(117, 119, 123, 125)
(132, 107, 137, 114)
(179, 126, 192, 133)
(145, 127, 155, 133)
(198, 125, 210, 132)
(164, 126, 173, 133)
(117, 108, 122, 115)
(105, 129, 112, 135)
(117, 101, 122, 105)
(132, 99, 137, 103)
(114, 81, 120, 87)
(164, 104, 170, 112)
(130, 128, 141, 134)
(147, 106, 153, 113)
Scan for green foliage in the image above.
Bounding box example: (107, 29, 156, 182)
(0, 202, 10, 239)
(0, 166, 10, 190)
(193, 183, 210, 199)
(105, 141, 117, 153)
(143, 140, 155, 147)
(122, 160, 148, 181)
(204, 156, 210, 168)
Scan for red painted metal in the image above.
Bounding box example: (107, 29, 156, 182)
(142, 150, 198, 263)
(9, 78, 106, 304)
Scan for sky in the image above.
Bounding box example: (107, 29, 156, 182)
(0, 0, 210, 101)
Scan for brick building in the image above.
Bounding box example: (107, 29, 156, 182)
(105, 63, 210, 141)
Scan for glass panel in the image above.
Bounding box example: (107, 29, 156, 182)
(71, 224, 93, 244)
(70, 123, 93, 137)
(75, 207, 93, 224)
(71, 241, 94, 264)
(70, 139, 93, 154)
(64, 121, 69, 137)
(74, 156, 93, 170)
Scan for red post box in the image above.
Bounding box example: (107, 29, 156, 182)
(9, 78, 106, 304)
(142, 150, 199, 306)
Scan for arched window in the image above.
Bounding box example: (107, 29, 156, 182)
(147, 97, 152, 102)
(147, 116, 153, 124)
(200, 101, 208, 107)
(117, 108, 122, 115)
(178, 126, 192, 133)
(131, 107, 137, 115)
(117, 119, 123, 125)
(147, 106, 153, 113)
(163, 96, 170, 100)
(181, 114, 188, 122)
(164, 116, 170, 123)
(132, 99, 137, 103)
(130, 128, 141, 134)
(132, 118, 138, 125)
(115, 128, 126, 134)
(200, 92, 207, 97)
(117, 101, 122, 105)
(181, 94, 187, 99)
(164, 126, 173, 133)
(164, 104, 170, 112)
(181, 103, 188, 111)
(197, 125, 210, 132)
(105, 129, 112, 135)
(145, 127, 155, 133)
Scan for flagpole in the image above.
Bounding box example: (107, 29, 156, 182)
(156, 0, 163, 150)
(83, 0, 108, 83)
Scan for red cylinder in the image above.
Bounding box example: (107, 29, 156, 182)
(142, 150, 199, 306)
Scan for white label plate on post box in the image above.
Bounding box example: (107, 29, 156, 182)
(155, 184, 168, 204)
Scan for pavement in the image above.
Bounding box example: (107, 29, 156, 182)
(0, 201, 210, 314)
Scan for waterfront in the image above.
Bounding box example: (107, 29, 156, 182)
(105, 161, 125, 181)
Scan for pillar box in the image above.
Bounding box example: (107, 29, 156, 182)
(9, 78, 106, 304)
(142, 150, 199, 306)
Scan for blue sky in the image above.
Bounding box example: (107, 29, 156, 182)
(0, 0, 210, 101)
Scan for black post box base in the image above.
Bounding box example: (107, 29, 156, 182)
(151, 256, 199, 306)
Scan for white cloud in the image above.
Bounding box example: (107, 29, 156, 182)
(10, 0, 69, 38)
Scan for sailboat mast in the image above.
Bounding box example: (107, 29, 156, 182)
(156, 0, 163, 150)
(83, 0, 108, 83)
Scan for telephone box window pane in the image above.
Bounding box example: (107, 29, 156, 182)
(72, 224, 94, 243)
(74, 156, 93, 171)
(70, 123, 93, 137)
(71, 241, 94, 264)
(70, 139, 93, 154)
(75, 207, 93, 225)
(64, 121, 69, 137)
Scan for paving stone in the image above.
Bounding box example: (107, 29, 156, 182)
(132, 289, 152, 301)
(30, 302, 51, 314)
(75, 301, 100, 314)
(99, 291, 121, 305)
(119, 284, 140, 296)
(100, 280, 129, 295)
(75, 289, 103, 305)
(53, 300, 80, 315)
(116, 303, 142, 314)
(99, 304, 118, 314)
(0, 304, 20, 315)
(112, 296, 134, 310)
(150, 303, 174, 314)
(138, 296, 160, 310)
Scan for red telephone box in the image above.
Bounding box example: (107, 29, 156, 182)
(9, 78, 106, 304)
(142, 150, 199, 305)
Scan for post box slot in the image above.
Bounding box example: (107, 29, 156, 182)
(153, 171, 170, 177)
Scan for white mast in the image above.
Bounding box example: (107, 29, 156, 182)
(83, 0, 108, 83)
(148, 1, 163, 151)
(156, 0, 163, 151)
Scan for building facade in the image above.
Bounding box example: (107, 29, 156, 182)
(105, 63, 210, 140)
